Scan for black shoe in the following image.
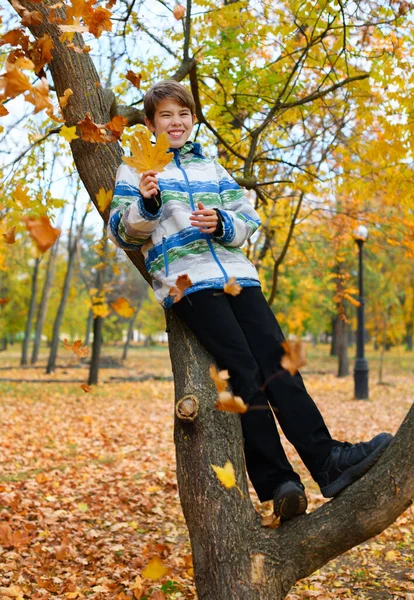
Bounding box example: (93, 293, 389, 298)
(316, 432, 393, 498)
(273, 481, 308, 521)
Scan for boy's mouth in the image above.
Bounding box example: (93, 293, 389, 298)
(168, 130, 185, 139)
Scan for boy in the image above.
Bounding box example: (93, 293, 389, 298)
(108, 80, 392, 520)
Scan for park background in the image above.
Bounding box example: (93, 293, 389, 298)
(0, 0, 413, 598)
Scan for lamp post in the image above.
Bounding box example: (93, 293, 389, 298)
(354, 225, 369, 399)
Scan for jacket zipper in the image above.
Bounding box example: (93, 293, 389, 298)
(172, 149, 228, 282)
(162, 236, 169, 277)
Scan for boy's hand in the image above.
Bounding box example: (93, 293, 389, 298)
(140, 170, 159, 198)
(190, 202, 218, 234)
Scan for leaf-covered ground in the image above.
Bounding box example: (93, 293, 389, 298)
(0, 345, 412, 600)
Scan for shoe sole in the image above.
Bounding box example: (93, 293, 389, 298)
(274, 490, 308, 521)
(320, 433, 393, 498)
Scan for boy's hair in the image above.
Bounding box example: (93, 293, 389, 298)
(144, 80, 196, 123)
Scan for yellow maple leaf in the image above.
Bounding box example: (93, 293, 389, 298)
(123, 130, 173, 174)
(91, 302, 110, 318)
(211, 461, 236, 489)
(110, 297, 135, 318)
(95, 187, 113, 212)
(142, 556, 170, 581)
(60, 124, 79, 142)
(13, 184, 31, 207)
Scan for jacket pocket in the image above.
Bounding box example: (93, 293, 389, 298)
(162, 236, 169, 277)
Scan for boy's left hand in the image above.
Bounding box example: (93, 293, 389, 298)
(190, 202, 218, 234)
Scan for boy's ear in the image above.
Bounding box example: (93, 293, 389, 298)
(145, 117, 156, 133)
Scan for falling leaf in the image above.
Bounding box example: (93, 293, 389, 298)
(3, 226, 16, 244)
(77, 113, 107, 143)
(126, 70, 142, 89)
(209, 364, 229, 393)
(173, 4, 186, 20)
(168, 274, 193, 303)
(123, 130, 173, 174)
(0, 104, 9, 116)
(25, 77, 54, 114)
(110, 297, 135, 318)
(0, 298, 10, 305)
(0, 28, 29, 48)
(59, 23, 88, 34)
(60, 124, 79, 143)
(85, 6, 112, 38)
(281, 339, 306, 376)
(211, 461, 236, 489)
(31, 34, 54, 73)
(13, 183, 31, 207)
(24, 215, 61, 253)
(91, 301, 110, 318)
(0, 62, 32, 100)
(106, 115, 127, 141)
(21, 9, 43, 26)
(59, 88, 73, 108)
(96, 187, 113, 212)
(215, 390, 248, 414)
(142, 556, 169, 581)
(80, 383, 92, 393)
(224, 276, 242, 296)
(67, 42, 91, 53)
(63, 338, 89, 358)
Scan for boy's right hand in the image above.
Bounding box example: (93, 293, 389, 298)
(140, 170, 159, 198)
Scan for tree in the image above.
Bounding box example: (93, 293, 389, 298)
(1, 1, 413, 597)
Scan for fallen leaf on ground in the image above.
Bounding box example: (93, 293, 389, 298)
(142, 556, 169, 580)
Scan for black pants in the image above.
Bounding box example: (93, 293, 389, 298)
(172, 287, 338, 501)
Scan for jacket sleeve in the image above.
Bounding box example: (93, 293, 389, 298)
(107, 164, 162, 249)
(212, 161, 261, 247)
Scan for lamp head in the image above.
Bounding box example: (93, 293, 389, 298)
(354, 225, 368, 242)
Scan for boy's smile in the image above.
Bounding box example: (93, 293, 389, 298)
(145, 98, 196, 148)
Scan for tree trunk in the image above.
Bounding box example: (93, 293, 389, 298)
(14, 8, 414, 598)
(84, 309, 94, 347)
(404, 323, 413, 351)
(169, 312, 414, 599)
(31, 241, 59, 364)
(336, 316, 349, 377)
(46, 243, 77, 374)
(21, 258, 40, 366)
(122, 305, 139, 360)
(330, 315, 337, 356)
(88, 315, 103, 385)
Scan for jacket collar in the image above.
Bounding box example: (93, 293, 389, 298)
(169, 142, 205, 158)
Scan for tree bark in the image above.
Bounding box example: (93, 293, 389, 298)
(330, 315, 337, 356)
(12, 6, 414, 598)
(21, 257, 40, 366)
(336, 316, 349, 377)
(31, 240, 59, 364)
(88, 315, 103, 385)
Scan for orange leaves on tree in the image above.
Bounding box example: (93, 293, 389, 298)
(63, 338, 89, 358)
(24, 215, 61, 253)
(224, 276, 242, 296)
(210, 364, 248, 414)
(110, 297, 135, 318)
(168, 274, 192, 303)
(126, 70, 142, 89)
(173, 4, 186, 19)
(77, 113, 127, 143)
(122, 131, 173, 174)
(281, 339, 306, 376)
(141, 556, 169, 581)
(3, 226, 16, 244)
(59, 88, 73, 109)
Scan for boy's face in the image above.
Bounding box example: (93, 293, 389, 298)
(145, 98, 196, 148)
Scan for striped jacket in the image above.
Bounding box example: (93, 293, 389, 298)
(108, 141, 261, 307)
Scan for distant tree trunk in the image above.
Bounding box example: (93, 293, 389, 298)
(0, 337, 7, 351)
(336, 317, 349, 377)
(404, 323, 413, 351)
(21, 258, 40, 366)
(330, 315, 338, 356)
(88, 232, 107, 385)
(84, 309, 94, 347)
(31, 241, 59, 364)
(88, 314, 103, 385)
(46, 203, 88, 374)
(122, 304, 140, 361)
